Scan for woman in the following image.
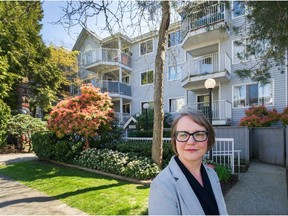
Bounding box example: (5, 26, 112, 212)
(148, 110, 228, 215)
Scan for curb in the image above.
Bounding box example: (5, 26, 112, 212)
(45, 159, 152, 186)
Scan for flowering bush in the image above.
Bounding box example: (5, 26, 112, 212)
(48, 84, 115, 149)
(74, 148, 160, 180)
(239, 105, 280, 127)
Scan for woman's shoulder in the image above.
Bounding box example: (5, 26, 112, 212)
(151, 157, 178, 184)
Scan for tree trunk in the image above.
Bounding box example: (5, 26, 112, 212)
(152, 1, 170, 169)
(84, 135, 90, 149)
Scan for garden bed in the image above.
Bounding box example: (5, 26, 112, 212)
(221, 174, 238, 195)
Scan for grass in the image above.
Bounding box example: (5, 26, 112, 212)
(0, 160, 149, 215)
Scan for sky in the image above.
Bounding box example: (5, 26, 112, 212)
(40, 1, 181, 50)
(41, 1, 81, 50)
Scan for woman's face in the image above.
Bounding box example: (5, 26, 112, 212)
(175, 115, 208, 164)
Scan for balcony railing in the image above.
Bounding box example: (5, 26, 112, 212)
(182, 100, 232, 124)
(115, 112, 131, 124)
(181, 3, 226, 40)
(79, 48, 131, 67)
(93, 80, 132, 97)
(182, 52, 231, 78)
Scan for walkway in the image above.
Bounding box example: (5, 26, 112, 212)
(225, 160, 288, 215)
(0, 153, 87, 215)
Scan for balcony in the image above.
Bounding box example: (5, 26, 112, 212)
(183, 100, 232, 125)
(181, 52, 231, 90)
(180, 3, 229, 50)
(115, 112, 131, 125)
(79, 48, 132, 72)
(93, 80, 132, 98)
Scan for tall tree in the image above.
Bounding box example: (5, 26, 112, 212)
(60, 0, 174, 168)
(48, 46, 81, 99)
(0, 1, 63, 115)
(152, 1, 170, 168)
(233, 1, 288, 83)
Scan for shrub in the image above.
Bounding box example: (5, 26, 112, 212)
(89, 119, 123, 148)
(0, 99, 11, 147)
(32, 132, 84, 163)
(135, 109, 171, 130)
(8, 114, 47, 151)
(74, 148, 160, 180)
(280, 107, 288, 125)
(214, 164, 232, 182)
(128, 129, 170, 137)
(102, 140, 174, 167)
(239, 105, 280, 127)
(31, 132, 58, 159)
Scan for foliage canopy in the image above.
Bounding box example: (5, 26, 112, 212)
(47, 84, 115, 149)
(234, 1, 288, 83)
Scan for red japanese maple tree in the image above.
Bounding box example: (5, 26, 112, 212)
(48, 84, 114, 149)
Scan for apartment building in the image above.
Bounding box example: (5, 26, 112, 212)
(72, 1, 288, 126)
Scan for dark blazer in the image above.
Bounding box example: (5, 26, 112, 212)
(148, 156, 228, 215)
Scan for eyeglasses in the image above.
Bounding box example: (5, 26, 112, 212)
(174, 131, 209, 142)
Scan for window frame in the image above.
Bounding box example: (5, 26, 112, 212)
(168, 97, 185, 113)
(168, 30, 181, 47)
(232, 1, 247, 19)
(139, 39, 153, 56)
(168, 64, 182, 81)
(140, 70, 154, 86)
(232, 81, 274, 108)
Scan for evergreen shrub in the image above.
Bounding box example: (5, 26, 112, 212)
(0, 100, 11, 147)
(32, 132, 83, 163)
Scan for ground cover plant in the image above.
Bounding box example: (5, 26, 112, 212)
(0, 161, 149, 215)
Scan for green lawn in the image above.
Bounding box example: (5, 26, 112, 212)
(0, 161, 149, 215)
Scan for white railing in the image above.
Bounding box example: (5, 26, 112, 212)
(122, 137, 240, 174)
(183, 100, 232, 121)
(182, 52, 231, 78)
(181, 2, 226, 40)
(115, 112, 131, 124)
(79, 48, 131, 67)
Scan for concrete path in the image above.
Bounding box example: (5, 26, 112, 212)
(0, 153, 87, 215)
(225, 160, 288, 215)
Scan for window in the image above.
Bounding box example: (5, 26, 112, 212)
(233, 82, 273, 108)
(168, 65, 182, 81)
(169, 98, 185, 112)
(141, 70, 153, 85)
(233, 38, 267, 64)
(140, 39, 153, 55)
(123, 104, 130, 114)
(85, 51, 92, 65)
(168, 30, 181, 47)
(122, 76, 130, 84)
(232, 1, 246, 18)
(197, 95, 210, 118)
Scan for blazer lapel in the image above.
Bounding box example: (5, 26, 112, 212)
(205, 166, 228, 215)
(168, 157, 206, 215)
